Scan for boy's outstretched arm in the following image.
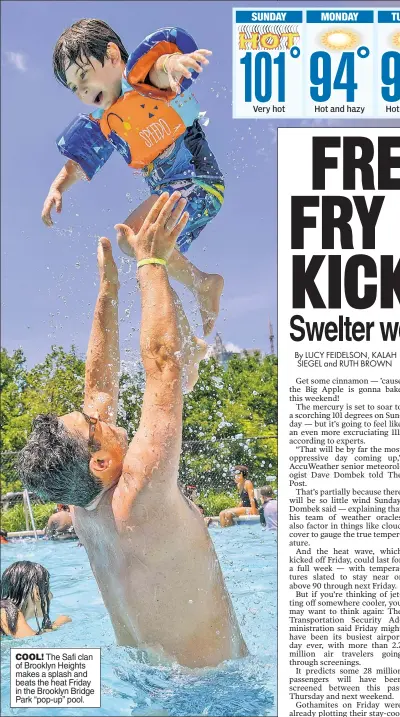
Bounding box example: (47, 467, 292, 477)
(148, 49, 212, 95)
(42, 160, 84, 226)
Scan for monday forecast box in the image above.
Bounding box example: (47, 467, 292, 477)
(232, 7, 400, 118)
(303, 9, 375, 118)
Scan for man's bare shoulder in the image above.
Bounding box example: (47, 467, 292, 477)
(113, 456, 183, 524)
(121, 429, 178, 488)
(112, 461, 150, 522)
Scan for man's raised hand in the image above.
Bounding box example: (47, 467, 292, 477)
(97, 236, 119, 290)
(115, 192, 188, 263)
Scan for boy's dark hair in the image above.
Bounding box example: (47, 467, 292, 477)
(260, 486, 274, 499)
(17, 414, 102, 508)
(1, 561, 52, 634)
(53, 18, 129, 86)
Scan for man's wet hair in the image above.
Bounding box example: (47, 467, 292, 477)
(18, 414, 102, 507)
(1, 561, 52, 634)
(53, 18, 129, 87)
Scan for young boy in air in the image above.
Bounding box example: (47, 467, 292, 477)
(41, 19, 225, 335)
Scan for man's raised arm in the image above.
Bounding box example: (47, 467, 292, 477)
(83, 237, 120, 423)
(114, 193, 189, 498)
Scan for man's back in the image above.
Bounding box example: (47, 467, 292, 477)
(46, 510, 74, 537)
(73, 485, 247, 667)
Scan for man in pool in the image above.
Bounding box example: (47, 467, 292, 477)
(19, 192, 247, 667)
(46, 505, 76, 540)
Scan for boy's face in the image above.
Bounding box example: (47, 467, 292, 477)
(64, 42, 123, 110)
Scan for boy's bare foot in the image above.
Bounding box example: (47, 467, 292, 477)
(195, 274, 224, 336)
(184, 337, 208, 393)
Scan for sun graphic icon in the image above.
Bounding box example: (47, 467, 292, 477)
(320, 28, 360, 51)
(392, 32, 400, 49)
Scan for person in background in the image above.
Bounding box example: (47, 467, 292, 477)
(46, 506, 77, 540)
(0, 530, 9, 544)
(197, 504, 212, 527)
(259, 487, 277, 530)
(184, 485, 199, 502)
(1, 561, 71, 638)
(219, 465, 258, 527)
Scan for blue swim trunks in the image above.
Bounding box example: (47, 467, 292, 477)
(151, 178, 225, 253)
(143, 119, 225, 253)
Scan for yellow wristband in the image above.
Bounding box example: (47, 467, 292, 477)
(137, 258, 167, 268)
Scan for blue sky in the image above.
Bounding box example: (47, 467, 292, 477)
(1, 0, 398, 368)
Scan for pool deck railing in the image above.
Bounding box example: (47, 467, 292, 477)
(7, 529, 46, 538)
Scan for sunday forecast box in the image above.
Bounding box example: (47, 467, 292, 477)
(232, 8, 400, 118)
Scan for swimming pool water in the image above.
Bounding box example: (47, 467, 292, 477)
(1, 524, 277, 716)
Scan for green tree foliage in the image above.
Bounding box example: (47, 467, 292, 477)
(1, 347, 277, 498)
(1, 346, 85, 451)
(182, 353, 277, 492)
(117, 365, 145, 438)
(22, 346, 86, 420)
(1, 502, 56, 532)
(1, 348, 27, 451)
(198, 490, 237, 517)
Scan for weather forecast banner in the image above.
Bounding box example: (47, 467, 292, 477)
(232, 8, 400, 118)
